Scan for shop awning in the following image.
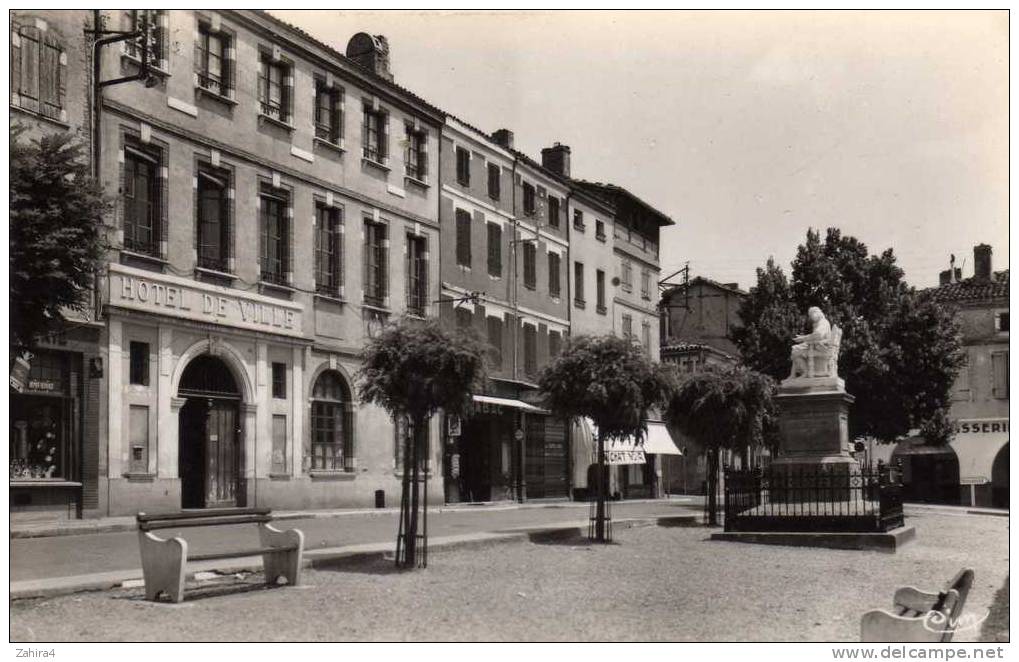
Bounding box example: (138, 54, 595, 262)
(472, 395, 548, 414)
(582, 418, 682, 460)
(642, 422, 683, 455)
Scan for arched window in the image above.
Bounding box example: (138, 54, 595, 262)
(310, 370, 352, 471)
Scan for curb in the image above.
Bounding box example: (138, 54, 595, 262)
(10, 514, 698, 601)
(10, 498, 696, 540)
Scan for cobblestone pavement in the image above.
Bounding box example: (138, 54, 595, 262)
(10, 510, 1007, 642)
(9, 500, 693, 582)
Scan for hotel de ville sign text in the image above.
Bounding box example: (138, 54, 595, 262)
(106, 263, 305, 338)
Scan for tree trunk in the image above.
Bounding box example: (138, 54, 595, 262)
(595, 431, 606, 542)
(407, 415, 423, 566)
(706, 447, 719, 526)
(397, 416, 415, 567)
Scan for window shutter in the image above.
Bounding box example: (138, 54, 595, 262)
(337, 208, 345, 295)
(420, 238, 429, 313)
(380, 112, 388, 159)
(487, 222, 501, 277)
(11, 27, 21, 100)
(194, 30, 203, 79)
(992, 352, 1009, 399)
(380, 227, 388, 301)
(361, 107, 368, 153)
(258, 195, 267, 276)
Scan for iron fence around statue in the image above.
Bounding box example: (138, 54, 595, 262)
(722, 465, 904, 533)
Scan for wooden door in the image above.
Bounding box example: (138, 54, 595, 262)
(205, 401, 238, 506)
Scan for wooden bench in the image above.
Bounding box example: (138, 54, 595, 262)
(136, 508, 304, 603)
(860, 568, 975, 642)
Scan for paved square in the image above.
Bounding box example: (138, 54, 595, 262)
(10, 510, 1007, 642)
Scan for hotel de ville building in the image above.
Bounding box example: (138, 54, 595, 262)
(10, 9, 679, 520)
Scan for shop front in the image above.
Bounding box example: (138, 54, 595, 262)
(569, 418, 681, 501)
(443, 394, 567, 503)
(10, 349, 87, 520)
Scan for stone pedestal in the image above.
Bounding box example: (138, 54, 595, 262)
(771, 375, 857, 502)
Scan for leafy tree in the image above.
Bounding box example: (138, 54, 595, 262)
(665, 368, 779, 525)
(10, 126, 109, 353)
(357, 317, 488, 567)
(731, 228, 963, 444)
(538, 334, 674, 541)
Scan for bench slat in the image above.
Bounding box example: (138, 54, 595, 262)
(137, 508, 271, 523)
(187, 546, 299, 562)
(140, 516, 273, 531)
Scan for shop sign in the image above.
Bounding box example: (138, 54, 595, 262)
(108, 264, 304, 338)
(604, 449, 646, 465)
(27, 379, 59, 393)
(955, 420, 1009, 435)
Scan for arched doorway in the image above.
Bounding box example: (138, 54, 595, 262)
(178, 354, 242, 508)
(991, 443, 1009, 509)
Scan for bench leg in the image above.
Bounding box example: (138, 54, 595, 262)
(137, 530, 188, 603)
(860, 610, 944, 643)
(259, 523, 304, 587)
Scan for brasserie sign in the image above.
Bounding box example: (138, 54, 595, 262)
(108, 264, 305, 338)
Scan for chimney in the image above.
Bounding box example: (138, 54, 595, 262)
(974, 244, 993, 281)
(346, 33, 393, 82)
(541, 143, 571, 178)
(491, 128, 514, 150)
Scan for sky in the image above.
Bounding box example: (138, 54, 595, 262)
(273, 10, 1008, 291)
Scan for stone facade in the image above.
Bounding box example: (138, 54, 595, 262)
(10, 10, 679, 518)
(93, 10, 444, 515)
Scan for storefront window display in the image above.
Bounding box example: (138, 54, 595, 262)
(10, 352, 73, 481)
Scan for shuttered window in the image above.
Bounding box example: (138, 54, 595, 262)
(455, 307, 473, 329)
(456, 147, 470, 186)
(314, 80, 342, 144)
(259, 186, 289, 285)
(549, 331, 562, 358)
(487, 316, 503, 370)
(405, 234, 428, 316)
(197, 168, 230, 272)
(548, 252, 561, 298)
(123, 145, 160, 256)
(523, 182, 536, 216)
(455, 209, 471, 268)
(523, 324, 537, 377)
(11, 23, 66, 121)
(548, 196, 560, 229)
(364, 219, 388, 307)
(126, 10, 165, 68)
(488, 163, 501, 200)
(315, 203, 342, 296)
(574, 262, 585, 304)
(405, 125, 427, 180)
(487, 222, 502, 277)
(622, 314, 633, 338)
(196, 23, 231, 96)
(258, 53, 291, 123)
(523, 242, 536, 289)
(362, 104, 387, 162)
(992, 351, 1009, 399)
(596, 269, 606, 312)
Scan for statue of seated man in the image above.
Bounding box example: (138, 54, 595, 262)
(789, 306, 840, 379)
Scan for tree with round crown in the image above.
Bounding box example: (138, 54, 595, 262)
(538, 334, 674, 541)
(357, 317, 488, 567)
